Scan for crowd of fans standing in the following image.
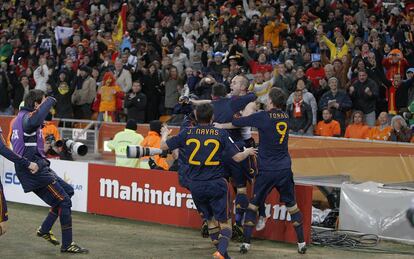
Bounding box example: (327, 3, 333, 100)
(0, 0, 413, 143)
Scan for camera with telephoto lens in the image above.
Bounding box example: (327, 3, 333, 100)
(127, 145, 169, 158)
(63, 139, 88, 156)
(44, 136, 87, 159)
(45, 134, 62, 148)
(127, 146, 152, 158)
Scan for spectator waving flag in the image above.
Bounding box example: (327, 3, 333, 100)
(120, 34, 132, 52)
(113, 3, 127, 43)
(54, 26, 74, 45)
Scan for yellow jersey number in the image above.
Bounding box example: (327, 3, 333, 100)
(186, 138, 220, 166)
(276, 122, 288, 144)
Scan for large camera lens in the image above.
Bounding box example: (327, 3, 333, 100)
(65, 139, 88, 156)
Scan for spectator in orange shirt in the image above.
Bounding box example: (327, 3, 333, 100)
(42, 114, 61, 143)
(140, 120, 169, 170)
(263, 16, 287, 48)
(368, 112, 392, 141)
(314, 109, 341, 137)
(344, 111, 370, 139)
(43, 113, 63, 159)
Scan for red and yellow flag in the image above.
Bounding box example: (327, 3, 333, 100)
(112, 3, 127, 43)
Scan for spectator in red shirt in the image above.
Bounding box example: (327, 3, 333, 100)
(306, 54, 326, 100)
(382, 49, 409, 81)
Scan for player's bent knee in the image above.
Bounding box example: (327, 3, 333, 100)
(59, 197, 72, 209)
(207, 219, 219, 229)
(219, 219, 232, 230)
(247, 203, 259, 211)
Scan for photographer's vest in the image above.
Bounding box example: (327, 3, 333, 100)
(10, 110, 45, 158)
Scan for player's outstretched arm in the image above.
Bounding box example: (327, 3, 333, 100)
(232, 147, 257, 162)
(24, 97, 57, 132)
(189, 99, 212, 106)
(213, 122, 237, 129)
(241, 101, 257, 117)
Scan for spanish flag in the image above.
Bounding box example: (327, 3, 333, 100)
(112, 3, 127, 43)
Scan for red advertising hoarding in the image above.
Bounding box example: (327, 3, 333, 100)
(87, 163, 312, 243)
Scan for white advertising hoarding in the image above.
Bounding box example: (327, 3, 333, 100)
(1, 158, 88, 212)
(339, 181, 414, 242)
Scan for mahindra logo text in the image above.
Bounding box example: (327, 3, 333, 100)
(99, 178, 197, 209)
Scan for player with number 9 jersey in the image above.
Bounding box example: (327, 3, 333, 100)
(232, 105, 291, 171)
(232, 88, 307, 255)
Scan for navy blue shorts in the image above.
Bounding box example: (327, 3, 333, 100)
(189, 178, 230, 222)
(224, 139, 257, 188)
(0, 181, 7, 222)
(177, 164, 190, 190)
(33, 175, 74, 208)
(251, 168, 296, 207)
(224, 158, 251, 188)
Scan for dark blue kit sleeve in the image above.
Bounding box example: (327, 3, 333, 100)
(230, 93, 257, 113)
(166, 130, 186, 151)
(232, 112, 262, 128)
(23, 97, 57, 133)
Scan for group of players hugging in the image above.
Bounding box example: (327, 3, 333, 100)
(0, 74, 306, 258)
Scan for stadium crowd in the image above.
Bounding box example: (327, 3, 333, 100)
(0, 0, 413, 142)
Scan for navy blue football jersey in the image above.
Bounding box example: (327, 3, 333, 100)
(232, 108, 291, 171)
(212, 93, 256, 142)
(166, 125, 238, 181)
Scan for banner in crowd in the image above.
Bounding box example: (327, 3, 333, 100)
(87, 164, 312, 243)
(0, 158, 88, 212)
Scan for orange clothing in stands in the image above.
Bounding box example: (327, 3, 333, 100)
(344, 124, 370, 139)
(42, 121, 61, 141)
(99, 85, 122, 112)
(141, 131, 169, 170)
(314, 120, 341, 137)
(368, 126, 392, 141)
(263, 22, 287, 48)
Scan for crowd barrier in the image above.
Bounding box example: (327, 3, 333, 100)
(1, 115, 413, 184)
(0, 158, 312, 244)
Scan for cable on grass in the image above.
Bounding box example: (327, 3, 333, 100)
(311, 229, 414, 255)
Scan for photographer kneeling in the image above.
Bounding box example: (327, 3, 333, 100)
(43, 113, 88, 160)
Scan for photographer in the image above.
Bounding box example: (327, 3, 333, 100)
(108, 119, 144, 168)
(140, 120, 169, 170)
(43, 114, 61, 159)
(44, 134, 64, 160)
